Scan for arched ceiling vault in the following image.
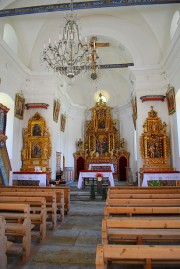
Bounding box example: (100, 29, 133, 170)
(0, 1, 178, 108)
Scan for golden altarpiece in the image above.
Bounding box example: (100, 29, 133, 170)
(140, 106, 171, 183)
(21, 112, 52, 179)
(74, 95, 130, 180)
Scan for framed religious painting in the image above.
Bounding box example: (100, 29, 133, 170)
(131, 95, 137, 120)
(60, 114, 66, 132)
(30, 141, 42, 159)
(14, 93, 25, 120)
(132, 113, 136, 130)
(53, 99, 60, 123)
(166, 85, 176, 115)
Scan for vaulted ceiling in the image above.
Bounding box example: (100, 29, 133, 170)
(0, 1, 179, 108)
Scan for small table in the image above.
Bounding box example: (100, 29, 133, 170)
(78, 170, 114, 189)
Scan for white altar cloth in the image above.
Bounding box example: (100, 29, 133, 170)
(11, 172, 47, 186)
(88, 163, 114, 173)
(78, 171, 114, 189)
(142, 173, 180, 187)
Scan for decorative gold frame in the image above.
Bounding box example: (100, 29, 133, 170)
(131, 95, 137, 120)
(166, 85, 176, 115)
(140, 106, 170, 173)
(21, 112, 52, 173)
(14, 93, 25, 120)
(53, 99, 60, 123)
(132, 113, 136, 130)
(61, 114, 66, 132)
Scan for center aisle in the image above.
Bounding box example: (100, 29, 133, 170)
(19, 200, 105, 269)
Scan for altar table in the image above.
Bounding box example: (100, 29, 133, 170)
(11, 172, 47, 186)
(88, 163, 115, 173)
(142, 172, 180, 187)
(78, 170, 114, 189)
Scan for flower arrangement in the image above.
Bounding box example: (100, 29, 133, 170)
(96, 172, 103, 178)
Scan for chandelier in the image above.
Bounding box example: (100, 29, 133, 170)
(41, 0, 99, 79)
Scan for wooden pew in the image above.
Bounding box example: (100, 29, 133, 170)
(106, 197, 180, 207)
(0, 185, 70, 219)
(108, 192, 180, 199)
(0, 191, 57, 230)
(102, 217, 180, 244)
(104, 206, 180, 219)
(0, 203, 31, 261)
(96, 244, 180, 269)
(108, 186, 180, 194)
(0, 216, 7, 269)
(55, 186, 70, 214)
(0, 196, 46, 241)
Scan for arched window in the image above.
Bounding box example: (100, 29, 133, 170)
(170, 11, 180, 39)
(176, 89, 180, 157)
(97, 94, 107, 103)
(3, 24, 18, 54)
(0, 92, 14, 158)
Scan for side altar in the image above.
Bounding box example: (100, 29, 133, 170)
(19, 112, 52, 183)
(74, 94, 130, 181)
(140, 106, 173, 186)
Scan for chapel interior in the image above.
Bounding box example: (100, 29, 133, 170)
(0, 1, 180, 186)
(0, 1, 180, 268)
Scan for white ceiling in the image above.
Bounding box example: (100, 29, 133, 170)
(0, 1, 179, 108)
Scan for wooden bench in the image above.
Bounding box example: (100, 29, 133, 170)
(96, 244, 180, 269)
(104, 206, 180, 219)
(108, 192, 180, 199)
(0, 216, 7, 269)
(0, 185, 70, 218)
(106, 197, 180, 207)
(0, 196, 46, 241)
(0, 191, 57, 230)
(108, 186, 180, 194)
(0, 203, 31, 261)
(102, 217, 180, 244)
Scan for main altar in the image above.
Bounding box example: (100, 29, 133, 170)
(74, 94, 130, 180)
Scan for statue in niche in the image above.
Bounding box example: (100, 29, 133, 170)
(77, 139, 83, 150)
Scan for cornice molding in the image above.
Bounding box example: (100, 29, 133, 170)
(0, 1, 178, 17)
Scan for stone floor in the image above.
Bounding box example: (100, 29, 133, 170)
(6, 182, 180, 269)
(9, 200, 105, 269)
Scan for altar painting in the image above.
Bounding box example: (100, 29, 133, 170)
(32, 124, 41, 136)
(96, 134, 108, 154)
(31, 141, 42, 158)
(147, 137, 163, 158)
(98, 119, 105, 129)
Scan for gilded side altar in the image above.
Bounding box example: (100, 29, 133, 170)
(21, 112, 52, 177)
(140, 106, 171, 182)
